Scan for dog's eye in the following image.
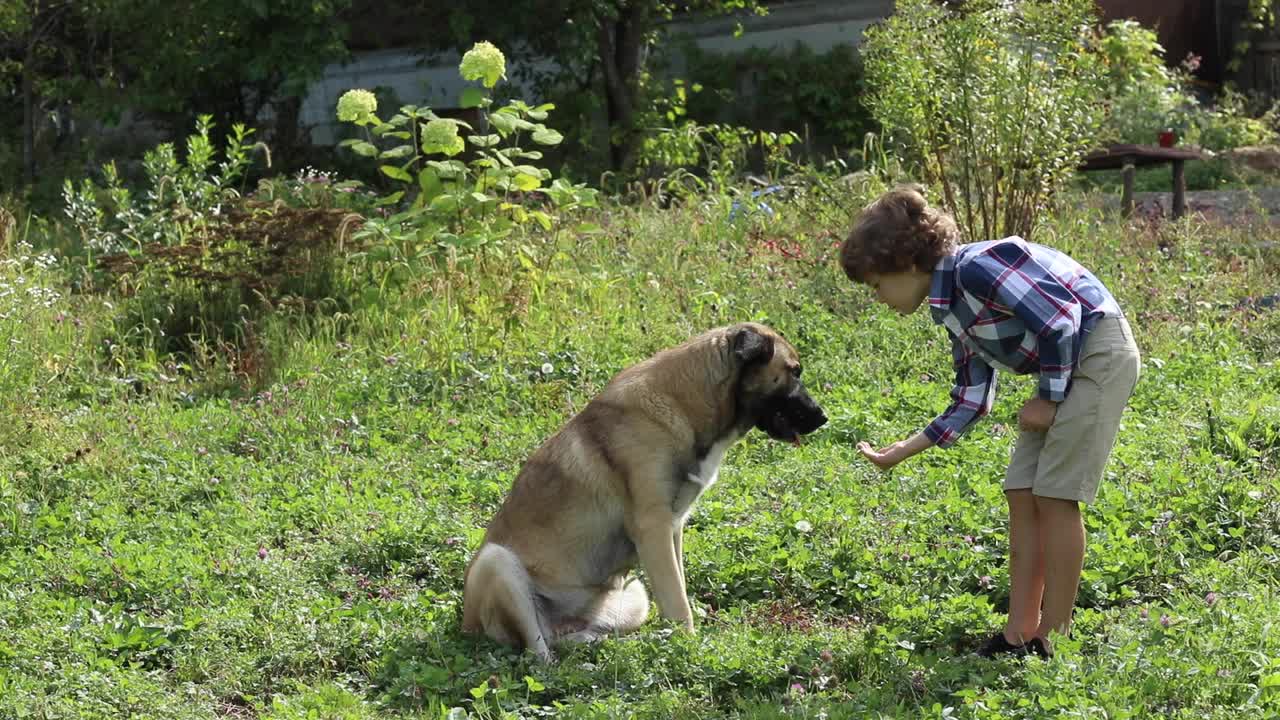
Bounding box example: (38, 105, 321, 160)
(791, 365, 803, 378)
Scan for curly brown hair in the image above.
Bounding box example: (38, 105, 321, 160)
(839, 186, 960, 284)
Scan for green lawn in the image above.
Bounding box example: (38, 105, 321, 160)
(2, 184, 1279, 718)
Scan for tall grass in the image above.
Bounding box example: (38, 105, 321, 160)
(1, 177, 1278, 718)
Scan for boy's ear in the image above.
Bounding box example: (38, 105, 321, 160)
(733, 327, 774, 365)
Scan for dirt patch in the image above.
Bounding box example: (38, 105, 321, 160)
(1097, 187, 1280, 230)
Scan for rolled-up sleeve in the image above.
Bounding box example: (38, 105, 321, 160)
(957, 243, 1082, 402)
(924, 332, 997, 448)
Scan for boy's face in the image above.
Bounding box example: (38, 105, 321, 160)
(864, 270, 932, 315)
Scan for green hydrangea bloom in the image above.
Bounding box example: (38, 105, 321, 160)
(421, 119, 465, 156)
(336, 89, 378, 124)
(459, 41, 506, 88)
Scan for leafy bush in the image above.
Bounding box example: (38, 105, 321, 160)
(679, 42, 878, 157)
(62, 116, 263, 257)
(1184, 88, 1279, 151)
(634, 79, 799, 201)
(1094, 20, 1279, 152)
(862, 0, 1104, 242)
(1093, 20, 1193, 147)
(61, 117, 359, 381)
(335, 42, 599, 265)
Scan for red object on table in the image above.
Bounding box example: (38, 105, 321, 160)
(1158, 130, 1175, 147)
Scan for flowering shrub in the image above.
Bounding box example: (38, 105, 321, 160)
(335, 42, 598, 263)
(0, 241, 65, 392)
(255, 166, 375, 212)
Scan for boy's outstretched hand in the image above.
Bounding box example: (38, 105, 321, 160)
(857, 441, 908, 470)
(857, 433, 934, 471)
(1018, 397, 1058, 432)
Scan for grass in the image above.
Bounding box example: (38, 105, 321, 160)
(1, 179, 1279, 719)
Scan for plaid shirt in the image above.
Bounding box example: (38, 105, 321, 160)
(923, 237, 1122, 448)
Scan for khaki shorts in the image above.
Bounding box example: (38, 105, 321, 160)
(1005, 316, 1141, 504)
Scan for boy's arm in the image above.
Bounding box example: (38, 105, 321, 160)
(958, 242, 1082, 402)
(860, 336, 994, 470)
(923, 333, 998, 448)
(858, 431, 934, 469)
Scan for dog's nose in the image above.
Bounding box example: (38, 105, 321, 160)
(800, 407, 828, 433)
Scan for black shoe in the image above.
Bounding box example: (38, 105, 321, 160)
(975, 632, 1053, 659)
(1025, 637, 1053, 659)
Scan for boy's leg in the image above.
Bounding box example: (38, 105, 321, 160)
(1034, 495, 1085, 639)
(1003, 426, 1047, 644)
(1004, 489, 1044, 643)
(1031, 316, 1141, 645)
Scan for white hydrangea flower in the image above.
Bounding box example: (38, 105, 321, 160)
(336, 89, 378, 124)
(459, 41, 506, 88)
(421, 119, 465, 157)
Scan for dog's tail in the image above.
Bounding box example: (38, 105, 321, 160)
(462, 544, 553, 661)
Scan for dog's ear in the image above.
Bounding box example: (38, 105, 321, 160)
(733, 326, 774, 365)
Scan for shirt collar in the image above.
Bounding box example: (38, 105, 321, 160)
(928, 252, 957, 323)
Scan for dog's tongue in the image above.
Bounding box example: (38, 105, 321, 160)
(792, 433, 803, 447)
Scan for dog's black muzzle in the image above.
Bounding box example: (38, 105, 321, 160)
(756, 385, 827, 443)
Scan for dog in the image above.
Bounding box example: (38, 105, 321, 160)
(462, 322, 827, 660)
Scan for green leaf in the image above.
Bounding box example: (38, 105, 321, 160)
(531, 128, 563, 146)
(380, 165, 413, 182)
(418, 168, 443, 200)
(380, 145, 414, 159)
(530, 210, 553, 231)
(375, 190, 405, 207)
(350, 141, 379, 158)
(489, 112, 516, 135)
(468, 134, 501, 148)
(575, 222, 605, 235)
(429, 194, 459, 214)
(460, 87, 486, 109)
(513, 174, 541, 192)
(524, 676, 545, 693)
(513, 170, 543, 192)
(425, 160, 467, 178)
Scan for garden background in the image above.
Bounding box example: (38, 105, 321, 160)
(2, 0, 1280, 717)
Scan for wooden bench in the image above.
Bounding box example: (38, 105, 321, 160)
(1078, 144, 1208, 219)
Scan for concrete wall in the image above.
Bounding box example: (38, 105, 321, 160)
(299, 0, 893, 145)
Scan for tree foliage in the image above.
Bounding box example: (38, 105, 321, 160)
(862, 0, 1104, 242)
(389, 0, 765, 173)
(0, 0, 350, 191)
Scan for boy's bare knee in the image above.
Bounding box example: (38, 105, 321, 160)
(1033, 494, 1080, 516)
(1005, 488, 1036, 512)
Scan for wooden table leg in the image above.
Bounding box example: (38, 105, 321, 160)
(1172, 159, 1186, 219)
(1121, 156, 1136, 218)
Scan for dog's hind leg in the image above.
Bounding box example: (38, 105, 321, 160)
(462, 544, 554, 661)
(559, 578, 650, 644)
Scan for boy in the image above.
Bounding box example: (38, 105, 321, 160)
(839, 186, 1140, 658)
